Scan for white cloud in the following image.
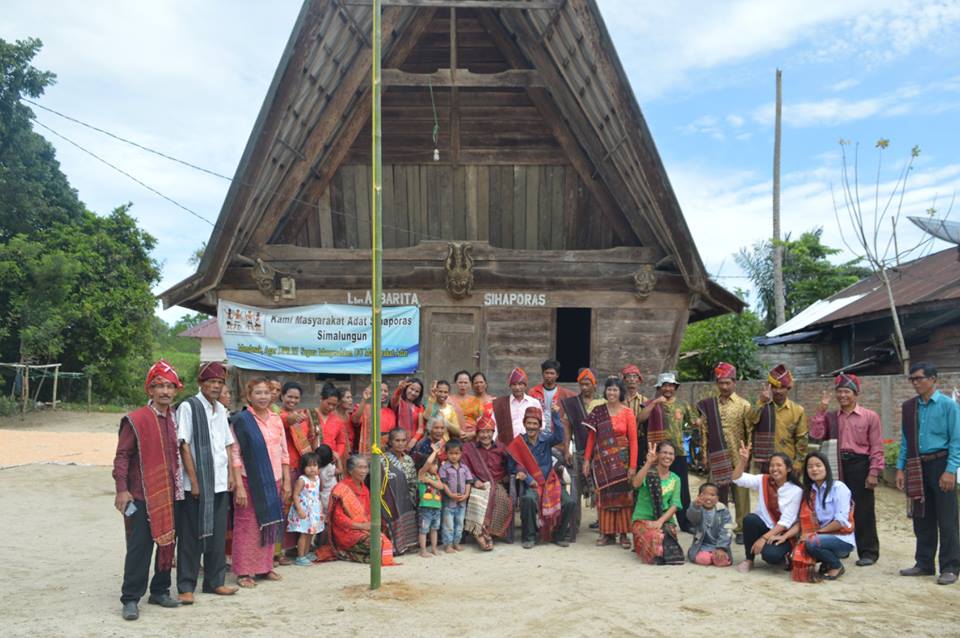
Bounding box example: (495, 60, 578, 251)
(598, 0, 960, 101)
(727, 114, 746, 128)
(827, 78, 861, 91)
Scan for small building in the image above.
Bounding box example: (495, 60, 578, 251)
(178, 318, 226, 363)
(160, 0, 741, 397)
(759, 247, 960, 375)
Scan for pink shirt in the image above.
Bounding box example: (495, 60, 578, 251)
(231, 408, 289, 481)
(810, 405, 884, 476)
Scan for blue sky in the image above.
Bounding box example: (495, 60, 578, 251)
(3, 1, 959, 323)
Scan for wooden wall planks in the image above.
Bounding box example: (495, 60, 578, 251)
(307, 163, 625, 250)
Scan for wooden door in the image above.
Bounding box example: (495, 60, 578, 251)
(421, 307, 481, 385)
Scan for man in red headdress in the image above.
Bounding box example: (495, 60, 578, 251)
(506, 406, 574, 549)
(810, 372, 883, 566)
(748, 364, 809, 472)
(490, 367, 543, 444)
(697, 362, 752, 543)
(113, 360, 185, 620)
(174, 361, 240, 603)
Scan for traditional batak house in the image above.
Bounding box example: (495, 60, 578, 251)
(161, 0, 742, 397)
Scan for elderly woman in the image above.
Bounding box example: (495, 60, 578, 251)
(381, 429, 419, 556)
(230, 377, 290, 588)
(786, 452, 856, 582)
(326, 455, 394, 564)
(731, 441, 803, 573)
(631, 441, 685, 564)
(583, 377, 638, 548)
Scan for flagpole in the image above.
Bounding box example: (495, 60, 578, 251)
(369, 0, 383, 591)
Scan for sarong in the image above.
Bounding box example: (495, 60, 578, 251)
(698, 397, 734, 486)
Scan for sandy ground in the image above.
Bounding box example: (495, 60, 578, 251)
(2, 412, 960, 637)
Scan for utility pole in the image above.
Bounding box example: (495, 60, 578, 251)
(369, 0, 383, 591)
(772, 68, 786, 326)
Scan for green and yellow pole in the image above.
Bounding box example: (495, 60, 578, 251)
(368, 0, 383, 591)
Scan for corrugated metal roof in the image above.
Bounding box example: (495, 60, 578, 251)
(179, 317, 220, 339)
(812, 247, 960, 326)
(766, 294, 866, 337)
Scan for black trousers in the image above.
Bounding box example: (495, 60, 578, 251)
(519, 485, 575, 544)
(176, 492, 229, 593)
(120, 500, 172, 604)
(670, 455, 691, 532)
(742, 512, 791, 564)
(842, 454, 879, 561)
(913, 456, 960, 575)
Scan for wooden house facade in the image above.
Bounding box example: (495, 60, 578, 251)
(161, 0, 741, 395)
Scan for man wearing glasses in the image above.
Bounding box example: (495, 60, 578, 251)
(896, 362, 960, 585)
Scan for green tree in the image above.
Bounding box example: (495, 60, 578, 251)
(735, 228, 869, 331)
(0, 37, 84, 240)
(678, 305, 765, 382)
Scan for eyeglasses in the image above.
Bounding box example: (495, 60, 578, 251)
(908, 376, 928, 382)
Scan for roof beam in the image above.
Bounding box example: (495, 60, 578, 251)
(381, 68, 544, 88)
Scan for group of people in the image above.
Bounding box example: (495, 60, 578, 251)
(113, 356, 960, 620)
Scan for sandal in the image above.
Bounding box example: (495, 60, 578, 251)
(275, 556, 292, 567)
(237, 576, 256, 589)
(262, 571, 282, 581)
(619, 534, 632, 549)
(596, 535, 611, 546)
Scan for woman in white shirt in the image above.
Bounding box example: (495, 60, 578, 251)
(731, 441, 803, 573)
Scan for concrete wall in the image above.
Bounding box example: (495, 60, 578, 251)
(676, 372, 960, 440)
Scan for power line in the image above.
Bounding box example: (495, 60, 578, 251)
(33, 119, 216, 227)
(28, 102, 450, 244)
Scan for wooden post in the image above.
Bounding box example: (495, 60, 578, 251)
(87, 375, 93, 411)
(369, 0, 383, 591)
(52, 364, 60, 410)
(22, 365, 29, 415)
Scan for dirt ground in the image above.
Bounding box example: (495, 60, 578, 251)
(1, 411, 959, 637)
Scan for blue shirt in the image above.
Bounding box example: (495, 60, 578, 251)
(896, 391, 960, 473)
(809, 480, 855, 548)
(506, 420, 565, 485)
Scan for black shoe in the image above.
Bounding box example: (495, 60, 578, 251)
(824, 565, 845, 581)
(147, 593, 181, 608)
(899, 566, 934, 577)
(121, 602, 139, 621)
(589, 521, 600, 530)
(553, 539, 570, 548)
(855, 557, 876, 567)
(735, 533, 744, 545)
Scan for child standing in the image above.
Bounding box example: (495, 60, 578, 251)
(686, 482, 733, 567)
(287, 452, 323, 566)
(417, 443, 444, 558)
(439, 439, 474, 553)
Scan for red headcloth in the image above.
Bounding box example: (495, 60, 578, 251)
(476, 413, 496, 431)
(767, 364, 793, 389)
(145, 360, 183, 393)
(621, 364, 642, 380)
(834, 373, 861, 394)
(576, 367, 597, 385)
(522, 406, 543, 426)
(197, 361, 226, 383)
(508, 367, 528, 386)
(714, 362, 737, 380)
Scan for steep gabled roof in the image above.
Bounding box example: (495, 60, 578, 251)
(160, 0, 741, 318)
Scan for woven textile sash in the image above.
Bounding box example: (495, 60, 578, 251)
(583, 405, 629, 491)
(753, 403, 776, 462)
(902, 396, 925, 518)
(560, 394, 590, 452)
(382, 453, 418, 554)
(821, 411, 843, 481)
(698, 397, 733, 486)
(493, 396, 514, 445)
(231, 410, 283, 546)
(282, 411, 313, 457)
(645, 472, 685, 565)
(125, 406, 178, 570)
(646, 403, 667, 445)
(185, 397, 216, 541)
(761, 474, 781, 524)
